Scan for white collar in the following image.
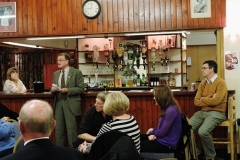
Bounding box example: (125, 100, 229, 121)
(206, 74, 218, 84)
(24, 137, 49, 146)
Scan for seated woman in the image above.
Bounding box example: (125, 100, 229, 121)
(140, 85, 182, 153)
(78, 92, 140, 153)
(0, 119, 15, 158)
(3, 67, 27, 94)
(72, 91, 112, 148)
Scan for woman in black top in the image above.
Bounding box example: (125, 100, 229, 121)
(72, 91, 112, 148)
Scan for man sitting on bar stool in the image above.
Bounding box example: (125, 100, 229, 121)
(190, 60, 228, 160)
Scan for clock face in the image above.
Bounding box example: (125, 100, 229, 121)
(82, 0, 101, 19)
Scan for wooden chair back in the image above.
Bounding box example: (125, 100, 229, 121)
(212, 95, 237, 160)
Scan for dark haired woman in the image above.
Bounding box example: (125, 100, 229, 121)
(140, 85, 182, 153)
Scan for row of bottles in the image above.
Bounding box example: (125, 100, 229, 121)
(150, 75, 176, 87)
(115, 73, 148, 87)
(85, 73, 177, 88)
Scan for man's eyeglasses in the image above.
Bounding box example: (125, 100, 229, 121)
(201, 67, 209, 70)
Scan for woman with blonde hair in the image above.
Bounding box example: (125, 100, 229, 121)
(79, 92, 140, 153)
(3, 67, 27, 94)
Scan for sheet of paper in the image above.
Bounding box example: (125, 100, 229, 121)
(52, 84, 60, 91)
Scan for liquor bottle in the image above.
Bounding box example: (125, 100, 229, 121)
(136, 74, 141, 86)
(116, 75, 122, 87)
(141, 74, 146, 86)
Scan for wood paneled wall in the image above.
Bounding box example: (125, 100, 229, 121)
(0, 0, 226, 38)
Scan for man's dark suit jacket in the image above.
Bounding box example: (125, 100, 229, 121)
(1, 139, 84, 160)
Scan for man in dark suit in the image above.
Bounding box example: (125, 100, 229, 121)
(1, 99, 84, 160)
(50, 53, 84, 147)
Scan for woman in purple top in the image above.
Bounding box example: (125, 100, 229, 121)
(140, 85, 182, 153)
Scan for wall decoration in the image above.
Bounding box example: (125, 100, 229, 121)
(0, 2, 16, 32)
(166, 35, 176, 48)
(225, 51, 239, 70)
(190, 0, 211, 18)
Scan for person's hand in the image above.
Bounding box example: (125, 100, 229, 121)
(60, 88, 68, 93)
(1, 116, 10, 121)
(78, 141, 89, 153)
(50, 87, 57, 93)
(146, 128, 153, 134)
(148, 135, 156, 141)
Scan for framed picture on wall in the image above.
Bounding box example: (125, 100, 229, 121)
(166, 35, 176, 48)
(0, 2, 16, 32)
(190, 0, 211, 18)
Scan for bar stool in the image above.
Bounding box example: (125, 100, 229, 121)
(212, 95, 237, 160)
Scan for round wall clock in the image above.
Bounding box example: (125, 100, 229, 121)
(82, 0, 101, 19)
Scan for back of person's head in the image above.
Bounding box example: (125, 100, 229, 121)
(203, 60, 218, 73)
(19, 99, 55, 136)
(153, 85, 180, 115)
(6, 67, 18, 80)
(103, 92, 129, 116)
(58, 52, 70, 61)
(97, 91, 109, 103)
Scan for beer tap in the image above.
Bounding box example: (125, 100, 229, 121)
(134, 45, 141, 69)
(112, 48, 118, 70)
(123, 44, 128, 66)
(127, 43, 134, 70)
(116, 46, 123, 71)
(140, 40, 147, 70)
(151, 47, 156, 71)
(123, 51, 128, 66)
(104, 44, 110, 68)
(162, 46, 169, 66)
(158, 40, 164, 66)
(93, 45, 99, 68)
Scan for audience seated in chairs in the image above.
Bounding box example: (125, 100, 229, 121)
(1, 99, 84, 160)
(72, 91, 112, 149)
(78, 92, 140, 159)
(0, 119, 15, 158)
(140, 85, 182, 159)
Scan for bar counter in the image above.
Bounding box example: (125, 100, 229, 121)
(0, 90, 235, 146)
(0, 92, 55, 113)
